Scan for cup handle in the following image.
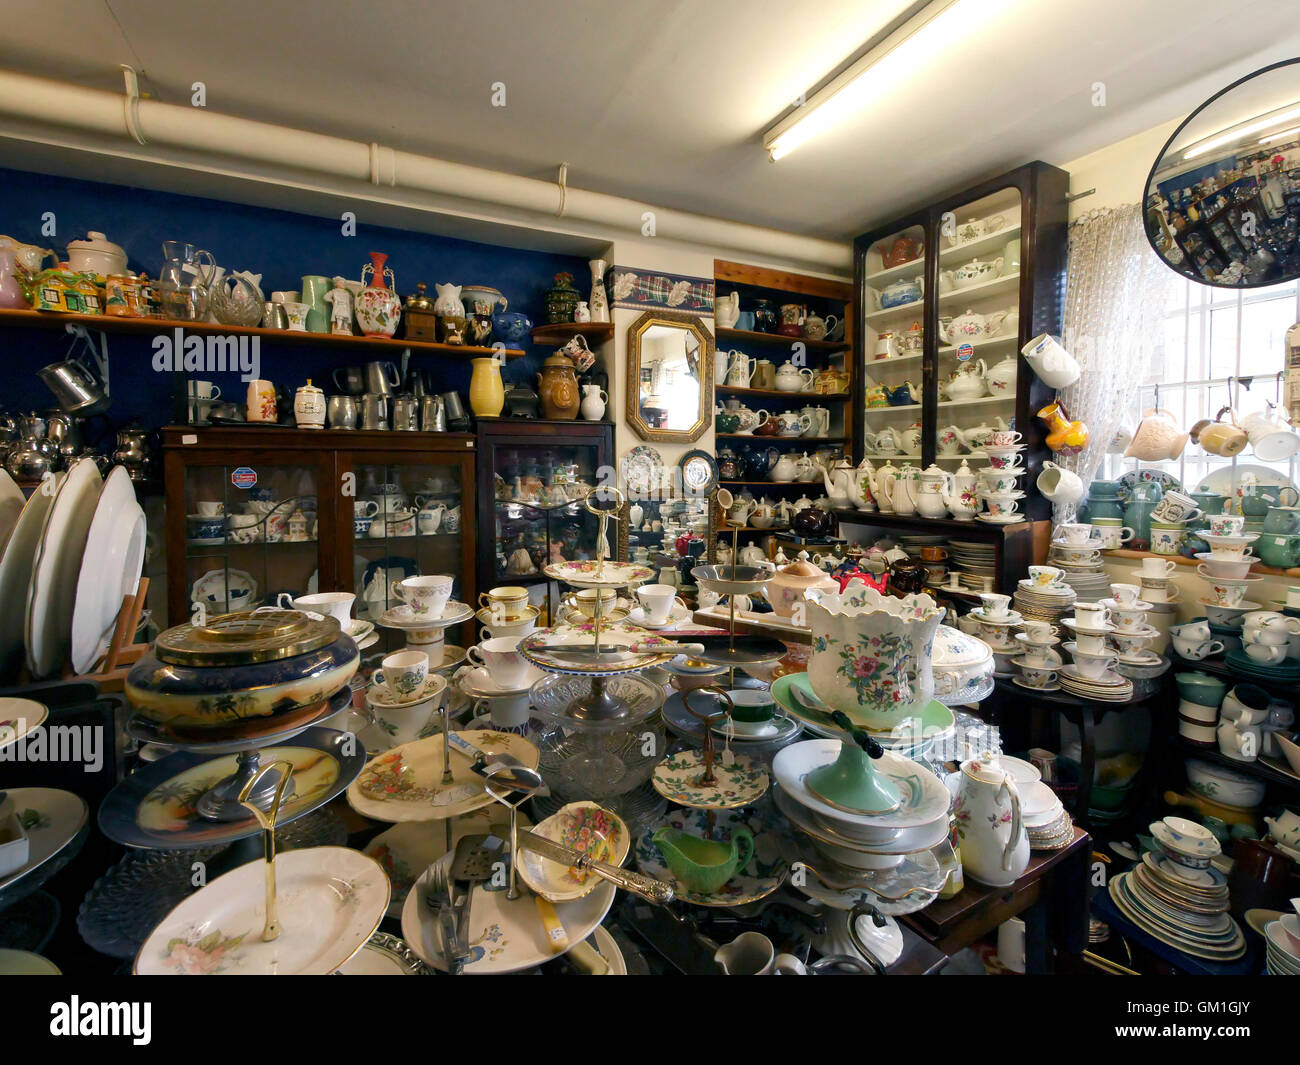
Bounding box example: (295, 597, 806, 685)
(390, 580, 406, 602)
(466, 647, 484, 668)
(210, 385, 221, 400)
(1207, 641, 1225, 655)
(276, 592, 294, 608)
(1046, 672, 1058, 685)
(372, 668, 386, 687)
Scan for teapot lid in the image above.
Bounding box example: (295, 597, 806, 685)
(68, 230, 125, 255)
(961, 750, 1012, 785)
(543, 352, 576, 369)
(298, 379, 323, 394)
(779, 551, 824, 579)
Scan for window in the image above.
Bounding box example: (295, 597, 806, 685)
(1099, 277, 1299, 492)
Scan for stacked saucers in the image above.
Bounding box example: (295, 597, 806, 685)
(1058, 641, 1134, 701)
(1013, 580, 1076, 623)
(997, 755, 1071, 847)
(1264, 914, 1300, 975)
(947, 539, 997, 585)
(1107, 817, 1244, 961)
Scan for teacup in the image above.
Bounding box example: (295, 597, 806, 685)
(393, 574, 454, 619)
(1059, 523, 1094, 544)
(353, 499, 380, 518)
(479, 607, 539, 640)
(1110, 607, 1148, 633)
(727, 689, 777, 723)
(988, 430, 1023, 448)
(278, 591, 355, 629)
(1243, 640, 1287, 665)
(979, 470, 1021, 495)
(981, 493, 1021, 518)
(479, 585, 532, 620)
(1028, 566, 1065, 588)
(1287, 586, 1300, 609)
(1173, 619, 1212, 642)
(1172, 634, 1225, 660)
(979, 593, 1012, 618)
(465, 636, 531, 687)
(1074, 602, 1111, 629)
(1019, 666, 1058, 688)
(1153, 490, 1203, 525)
(978, 621, 1017, 647)
(368, 674, 445, 743)
(372, 650, 430, 701)
(1141, 580, 1181, 604)
(1111, 583, 1142, 607)
(1141, 557, 1178, 579)
(1054, 546, 1102, 565)
(1205, 580, 1249, 608)
(1092, 521, 1134, 550)
(565, 587, 617, 618)
(1208, 513, 1246, 537)
(1020, 644, 1061, 668)
(1020, 621, 1058, 642)
(195, 501, 225, 517)
(1072, 630, 1109, 655)
(636, 584, 686, 625)
(1111, 631, 1153, 657)
(1072, 649, 1120, 678)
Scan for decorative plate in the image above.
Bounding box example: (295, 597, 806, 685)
(376, 602, 473, 631)
(135, 846, 389, 974)
(0, 697, 47, 752)
(363, 809, 523, 919)
(70, 467, 145, 674)
(1118, 469, 1184, 495)
(634, 803, 797, 907)
(0, 788, 89, 910)
(400, 865, 615, 974)
(346, 730, 540, 823)
(519, 625, 676, 676)
(26, 458, 103, 678)
(367, 673, 448, 710)
(0, 482, 56, 676)
(517, 801, 630, 903)
(650, 748, 769, 809)
(98, 729, 362, 850)
(679, 449, 719, 496)
(621, 444, 664, 497)
(542, 559, 655, 589)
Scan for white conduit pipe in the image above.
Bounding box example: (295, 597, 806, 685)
(0, 70, 850, 272)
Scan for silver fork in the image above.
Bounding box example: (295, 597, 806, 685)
(424, 859, 464, 972)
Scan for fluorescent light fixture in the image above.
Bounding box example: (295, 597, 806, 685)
(764, 0, 979, 161)
(1260, 124, 1300, 145)
(1182, 103, 1300, 160)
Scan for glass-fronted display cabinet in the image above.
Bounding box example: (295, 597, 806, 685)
(162, 428, 477, 642)
(852, 161, 1070, 525)
(474, 420, 613, 620)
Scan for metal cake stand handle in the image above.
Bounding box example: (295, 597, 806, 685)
(237, 758, 295, 943)
(682, 685, 734, 788)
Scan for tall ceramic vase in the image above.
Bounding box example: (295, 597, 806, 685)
(805, 582, 943, 732)
(469, 357, 505, 417)
(588, 259, 610, 323)
(355, 252, 401, 338)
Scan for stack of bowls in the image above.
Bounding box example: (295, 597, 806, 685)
(1174, 671, 1227, 747)
(1265, 914, 1300, 975)
(771, 738, 951, 886)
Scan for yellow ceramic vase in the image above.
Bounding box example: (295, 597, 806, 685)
(469, 357, 505, 417)
(1037, 400, 1089, 454)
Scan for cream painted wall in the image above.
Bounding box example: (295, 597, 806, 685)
(1061, 118, 1179, 219)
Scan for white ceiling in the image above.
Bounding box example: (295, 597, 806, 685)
(4, 0, 1300, 238)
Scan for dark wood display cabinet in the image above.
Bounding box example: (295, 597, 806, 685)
(474, 419, 613, 618)
(161, 426, 476, 633)
(844, 161, 1070, 589)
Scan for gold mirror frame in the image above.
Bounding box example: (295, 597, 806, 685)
(625, 311, 714, 443)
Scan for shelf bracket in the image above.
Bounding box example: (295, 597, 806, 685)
(63, 322, 111, 401)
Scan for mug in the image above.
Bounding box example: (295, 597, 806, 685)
(354, 499, 380, 518)
(1073, 602, 1111, 628)
(1092, 521, 1133, 550)
(1036, 462, 1083, 505)
(372, 650, 430, 701)
(466, 636, 531, 687)
(246, 379, 277, 422)
(1152, 490, 1203, 525)
(1149, 524, 1185, 556)
(392, 574, 454, 619)
(327, 394, 358, 429)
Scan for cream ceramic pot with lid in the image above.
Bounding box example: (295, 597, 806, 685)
(66, 231, 128, 278)
(758, 550, 839, 618)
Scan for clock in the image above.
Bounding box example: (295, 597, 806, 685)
(679, 449, 719, 497)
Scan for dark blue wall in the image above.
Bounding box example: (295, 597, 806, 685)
(0, 166, 588, 444)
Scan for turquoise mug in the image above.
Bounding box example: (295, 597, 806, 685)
(735, 311, 756, 331)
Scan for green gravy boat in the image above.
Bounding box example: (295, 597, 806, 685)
(652, 826, 753, 894)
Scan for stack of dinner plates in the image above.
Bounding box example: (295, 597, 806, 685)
(947, 539, 997, 585)
(1108, 854, 1245, 961)
(1013, 580, 1076, 622)
(1057, 661, 1134, 702)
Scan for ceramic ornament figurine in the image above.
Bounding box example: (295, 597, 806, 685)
(324, 277, 354, 336)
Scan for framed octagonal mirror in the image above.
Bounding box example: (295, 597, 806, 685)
(1145, 57, 1300, 287)
(625, 311, 714, 443)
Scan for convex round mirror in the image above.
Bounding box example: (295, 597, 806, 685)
(1145, 57, 1300, 287)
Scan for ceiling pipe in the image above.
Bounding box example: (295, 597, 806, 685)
(0, 69, 850, 273)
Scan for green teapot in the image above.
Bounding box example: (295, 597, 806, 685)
(652, 826, 753, 894)
(1256, 532, 1300, 569)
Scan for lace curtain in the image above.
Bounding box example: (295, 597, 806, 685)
(1052, 204, 1179, 524)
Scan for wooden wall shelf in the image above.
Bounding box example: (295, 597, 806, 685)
(530, 322, 615, 346)
(714, 327, 849, 355)
(1103, 547, 1300, 579)
(0, 308, 525, 359)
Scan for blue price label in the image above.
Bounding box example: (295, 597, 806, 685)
(957, 344, 975, 362)
(231, 466, 258, 489)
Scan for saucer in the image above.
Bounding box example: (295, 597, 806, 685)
(627, 601, 690, 629)
(1061, 617, 1115, 637)
(378, 602, 474, 630)
(977, 513, 1025, 525)
(1110, 622, 1160, 639)
(1018, 579, 1072, 595)
(969, 607, 1023, 625)
(1195, 598, 1262, 614)
(1116, 649, 1164, 667)
(1059, 662, 1126, 686)
(1051, 537, 1105, 550)
(367, 674, 447, 710)
(1100, 597, 1152, 613)
(1012, 676, 1060, 693)
(1013, 632, 1060, 648)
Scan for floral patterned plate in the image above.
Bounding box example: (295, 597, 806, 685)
(621, 444, 664, 497)
(363, 809, 524, 918)
(135, 846, 388, 974)
(346, 730, 540, 823)
(634, 802, 798, 907)
(651, 749, 769, 809)
(517, 801, 630, 903)
(520, 625, 677, 676)
(400, 862, 615, 974)
(0, 788, 88, 908)
(0, 697, 46, 752)
(772, 739, 950, 829)
(543, 559, 655, 589)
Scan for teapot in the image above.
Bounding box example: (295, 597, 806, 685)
(872, 460, 899, 513)
(771, 453, 799, 482)
(943, 359, 988, 400)
(851, 459, 877, 511)
(937, 424, 966, 455)
(822, 460, 857, 508)
(875, 277, 922, 309)
(871, 426, 900, 455)
(717, 447, 742, 481)
(864, 384, 888, 408)
(984, 355, 1017, 395)
(943, 257, 1003, 290)
(899, 423, 922, 455)
(883, 381, 920, 406)
(759, 550, 839, 617)
(775, 361, 815, 392)
(959, 417, 1010, 451)
(944, 460, 979, 519)
(739, 543, 768, 567)
(955, 752, 1029, 887)
(792, 503, 834, 538)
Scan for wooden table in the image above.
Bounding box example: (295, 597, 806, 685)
(902, 826, 1092, 973)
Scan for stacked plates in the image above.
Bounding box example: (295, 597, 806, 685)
(1264, 915, 1300, 975)
(1108, 856, 1245, 961)
(1006, 757, 1072, 849)
(947, 540, 997, 585)
(1057, 659, 1134, 702)
(771, 739, 950, 912)
(897, 533, 949, 555)
(1047, 537, 1110, 602)
(1013, 579, 1076, 622)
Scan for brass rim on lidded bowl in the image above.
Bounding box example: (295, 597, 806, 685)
(154, 609, 343, 667)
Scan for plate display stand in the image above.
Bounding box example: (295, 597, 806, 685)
(62, 577, 152, 690)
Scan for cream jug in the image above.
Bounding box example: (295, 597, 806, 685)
(955, 751, 1029, 887)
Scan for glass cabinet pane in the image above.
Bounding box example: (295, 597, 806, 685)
(351, 460, 466, 620)
(934, 187, 1023, 473)
(183, 462, 321, 620)
(862, 222, 926, 463)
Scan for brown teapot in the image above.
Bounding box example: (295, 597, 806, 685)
(537, 353, 580, 420)
(888, 558, 927, 596)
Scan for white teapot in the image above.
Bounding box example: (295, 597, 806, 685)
(944, 358, 988, 401)
(984, 355, 1017, 395)
(716, 291, 740, 329)
(871, 460, 899, 513)
(775, 361, 815, 392)
(771, 453, 799, 482)
(892, 464, 921, 516)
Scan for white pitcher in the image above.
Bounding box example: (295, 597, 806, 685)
(955, 752, 1029, 887)
(715, 291, 740, 329)
(727, 351, 756, 387)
